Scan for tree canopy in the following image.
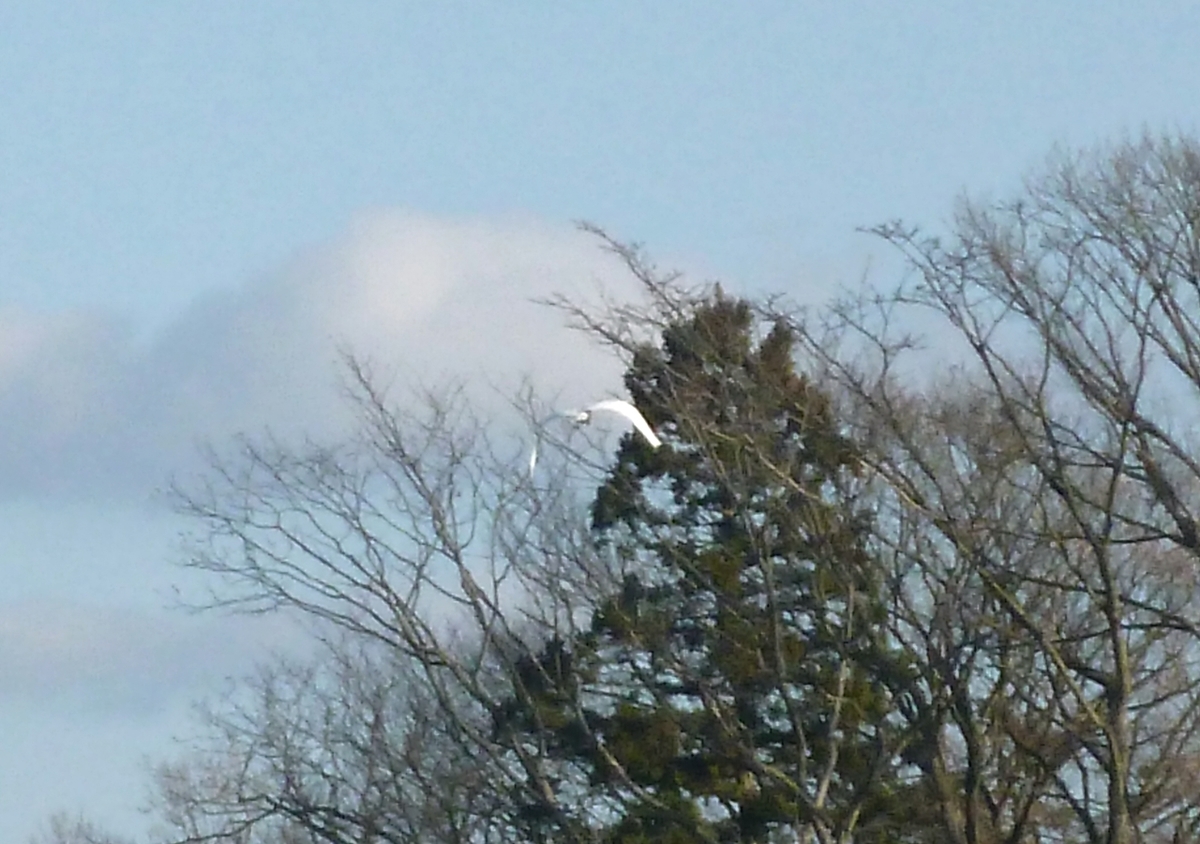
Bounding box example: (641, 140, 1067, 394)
(45, 133, 1200, 844)
(497, 292, 919, 843)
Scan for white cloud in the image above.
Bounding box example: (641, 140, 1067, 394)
(0, 212, 645, 499)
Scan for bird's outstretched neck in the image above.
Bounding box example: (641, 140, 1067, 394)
(578, 399, 662, 449)
(528, 398, 662, 475)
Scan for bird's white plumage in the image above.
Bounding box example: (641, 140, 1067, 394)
(575, 399, 663, 449)
(528, 398, 662, 475)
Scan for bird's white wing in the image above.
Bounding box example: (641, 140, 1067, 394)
(585, 399, 663, 449)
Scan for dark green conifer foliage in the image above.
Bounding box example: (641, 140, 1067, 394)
(506, 292, 917, 843)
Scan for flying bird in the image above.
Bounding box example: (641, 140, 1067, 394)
(571, 399, 663, 449)
(528, 398, 662, 475)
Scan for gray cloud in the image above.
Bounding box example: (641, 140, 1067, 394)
(0, 212, 641, 500)
(0, 601, 308, 844)
(0, 600, 304, 717)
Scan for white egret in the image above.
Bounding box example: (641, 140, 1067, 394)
(571, 399, 663, 449)
(528, 398, 662, 474)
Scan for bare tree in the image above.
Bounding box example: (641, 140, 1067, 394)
(165, 358, 624, 843)
(802, 133, 1200, 844)
(149, 639, 506, 844)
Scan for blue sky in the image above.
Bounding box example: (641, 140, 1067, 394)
(3, 3, 1199, 840)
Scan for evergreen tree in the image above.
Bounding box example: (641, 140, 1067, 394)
(501, 292, 920, 843)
